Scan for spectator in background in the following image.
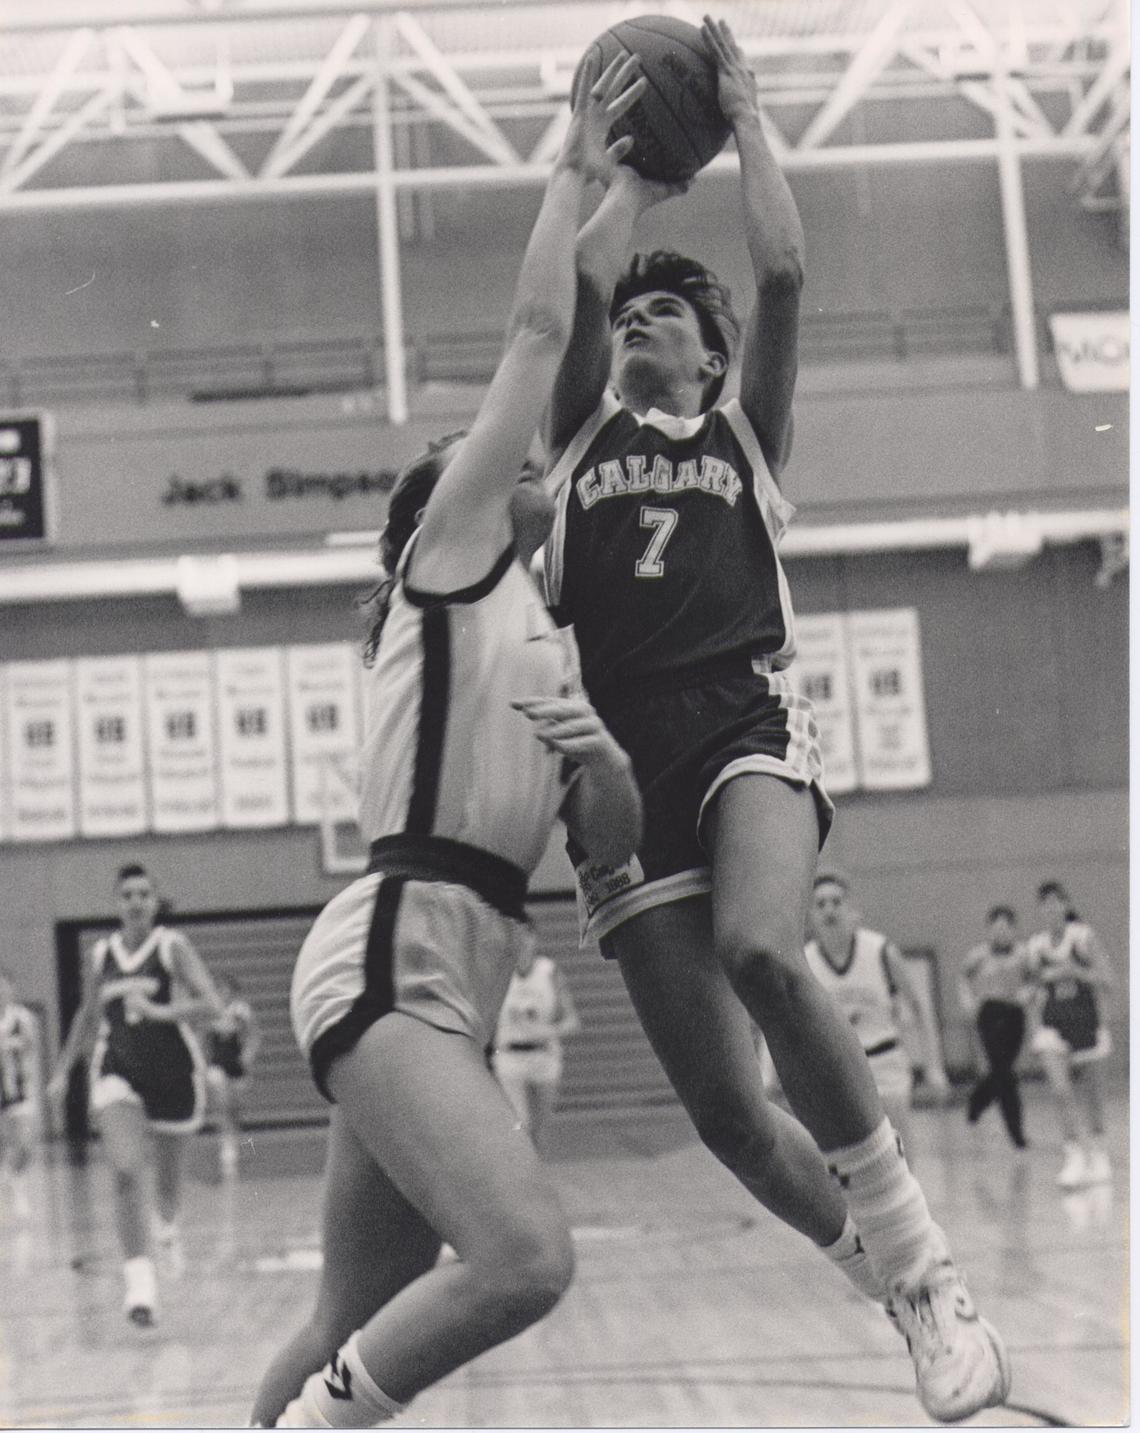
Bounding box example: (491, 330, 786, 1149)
(1025, 880, 1115, 1189)
(958, 906, 1034, 1149)
(805, 873, 950, 1159)
(493, 946, 580, 1156)
(0, 968, 42, 1220)
(206, 974, 261, 1177)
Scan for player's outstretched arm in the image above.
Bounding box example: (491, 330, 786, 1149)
(414, 56, 645, 585)
(703, 15, 803, 480)
(545, 166, 687, 461)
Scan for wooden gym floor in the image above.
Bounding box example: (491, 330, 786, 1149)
(0, 1081, 1128, 1428)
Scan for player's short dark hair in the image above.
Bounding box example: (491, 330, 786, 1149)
(360, 431, 468, 665)
(611, 250, 740, 410)
(1037, 879, 1078, 920)
(987, 904, 1016, 924)
(813, 871, 849, 893)
(116, 862, 150, 887)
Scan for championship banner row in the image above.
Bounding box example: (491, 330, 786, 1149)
(0, 609, 930, 845)
(0, 643, 363, 843)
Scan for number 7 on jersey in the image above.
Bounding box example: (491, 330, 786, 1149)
(635, 505, 679, 578)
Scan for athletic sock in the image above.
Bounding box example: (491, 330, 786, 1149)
(820, 1213, 887, 1304)
(825, 1118, 946, 1294)
(277, 1332, 405, 1428)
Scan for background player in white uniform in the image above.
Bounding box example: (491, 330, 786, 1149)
(205, 973, 261, 1177)
(0, 968, 42, 1219)
(493, 946, 580, 1155)
(250, 57, 644, 1429)
(958, 905, 1034, 1149)
(47, 863, 224, 1325)
(806, 874, 949, 1158)
(541, 17, 1007, 1423)
(1025, 880, 1114, 1189)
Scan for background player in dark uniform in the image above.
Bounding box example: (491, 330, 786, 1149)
(958, 905, 1034, 1149)
(1025, 880, 1114, 1188)
(542, 15, 1008, 1423)
(47, 863, 224, 1325)
(250, 57, 643, 1428)
(205, 973, 261, 1176)
(0, 967, 42, 1220)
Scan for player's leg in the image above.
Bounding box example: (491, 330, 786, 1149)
(1037, 1041, 1086, 1186)
(612, 898, 854, 1245)
(1078, 1057, 1112, 1181)
(491, 1054, 531, 1130)
(250, 1106, 441, 1427)
(707, 772, 1010, 1420)
(989, 1006, 1027, 1147)
(275, 1011, 574, 1426)
(968, 1005, 1003, 1122)
(152, 1130, 184, 1225)
(97, 1098, 158, 1322)
(526, 1077, 560, 1157)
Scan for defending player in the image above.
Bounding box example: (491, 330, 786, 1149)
(46, 863, 224, 1325)
(0, 968, 42, 1219)
(541, 14, 1009, 1421)
(806, 873, 950, 1157)
(249, 55, 644, 1428)
(1025, 880, 1114, 1188)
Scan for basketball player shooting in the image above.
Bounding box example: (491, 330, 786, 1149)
(541, 14, 1010, 1422)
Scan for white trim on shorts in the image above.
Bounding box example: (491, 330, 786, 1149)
(89, 1040, 207, 1135)
(1030, 1023, 1112, 1065)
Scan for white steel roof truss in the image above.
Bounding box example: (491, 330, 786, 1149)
(260, 11, 371, 178)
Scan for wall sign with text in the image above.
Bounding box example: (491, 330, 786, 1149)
(0, 414, 54, 545)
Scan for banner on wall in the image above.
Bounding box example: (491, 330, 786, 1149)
(286, 643, 361, 826)
(143, 651, 220, 833)
(75, 656, 148, 838)
(848, 608, 932, 790)
(215, 647, 289, 828)
(4, 660, 77, 841)
(1048, 311, 1130, 393)
(788, 614, 858, 795)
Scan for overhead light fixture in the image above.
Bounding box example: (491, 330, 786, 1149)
(966, 512, 1044, 570)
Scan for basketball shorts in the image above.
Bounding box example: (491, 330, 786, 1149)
(293, 838, 534, 1102)
(1030, 1021, 1112, 1066)
(867, 1041, 913, 1103)
(492, 1043, 563, 1087)
(90, 1027, 206, 1134)
(571, 664, 834, 944)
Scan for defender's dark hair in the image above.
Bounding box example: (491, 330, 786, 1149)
(987, 904, 1017, 924)
(611, 250, 740, 411)
(116, 862, 150, 887)
(359, 431, 468, 665)
(1037, 880, 1079, 921)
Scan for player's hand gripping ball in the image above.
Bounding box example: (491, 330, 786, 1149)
(572, 15, 732, 182)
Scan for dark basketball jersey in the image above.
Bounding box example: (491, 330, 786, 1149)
(90, 928, 201, 1083)
(1027, 923, 1101, 1053)
(544, 395, 796, 704)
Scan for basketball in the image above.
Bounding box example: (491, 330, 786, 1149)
(574, 15, 732, 182)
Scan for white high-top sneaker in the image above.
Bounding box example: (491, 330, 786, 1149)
(123, 1255, 157, 1327)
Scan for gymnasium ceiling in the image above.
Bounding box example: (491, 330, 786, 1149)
(0, 0, 1130, 213)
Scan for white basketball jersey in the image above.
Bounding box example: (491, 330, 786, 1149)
(805, 927, 898, 1052)
(358, 538, 581, 875)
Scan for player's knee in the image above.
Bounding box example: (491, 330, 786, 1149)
(475, 1218, 576, 1325)
(718, 927, 807, 1013)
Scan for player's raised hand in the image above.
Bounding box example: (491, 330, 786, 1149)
(701, 15, 759, 127)
(511, 693, 626, 771)
(561, 51, 646, 186)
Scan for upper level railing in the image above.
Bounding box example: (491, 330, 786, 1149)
(0, 301, 1111, 410)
